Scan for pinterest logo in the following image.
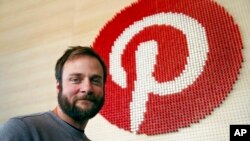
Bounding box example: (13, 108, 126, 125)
(93, 0, 243, 135)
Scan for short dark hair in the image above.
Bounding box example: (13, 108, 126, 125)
(55, 46, 107, 84)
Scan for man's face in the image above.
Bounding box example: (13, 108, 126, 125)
(57, 56, 104, 121)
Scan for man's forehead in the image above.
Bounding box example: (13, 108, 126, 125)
(63, 56, 104, 77)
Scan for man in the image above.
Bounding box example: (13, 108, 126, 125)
(0, 46, 107, 141)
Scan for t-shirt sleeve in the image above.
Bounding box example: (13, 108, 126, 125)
(0, 118, 31, 141)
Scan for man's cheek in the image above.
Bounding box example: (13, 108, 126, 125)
(64, 87, 81, 95)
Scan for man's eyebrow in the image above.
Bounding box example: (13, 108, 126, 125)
(69, 73, 103, 79)
(69, 73, 82, 76)
(92, 74, 103, 79)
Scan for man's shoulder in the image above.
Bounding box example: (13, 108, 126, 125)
(14, 111, 51, 121)
(0, 111, 55, 140)
(1, 111, 52, 130)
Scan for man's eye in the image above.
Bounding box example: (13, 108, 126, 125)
(70, 78, 81, 83)
(92, 78, 102, 85)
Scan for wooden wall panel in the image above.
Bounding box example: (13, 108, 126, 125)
(0, 0, 135, 122)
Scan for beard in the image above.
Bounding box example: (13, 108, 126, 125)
(58, 89, 104, 122)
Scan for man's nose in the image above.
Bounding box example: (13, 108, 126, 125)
(80, 79, 93, 94)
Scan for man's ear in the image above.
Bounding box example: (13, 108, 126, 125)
(56, 81, 61, 94)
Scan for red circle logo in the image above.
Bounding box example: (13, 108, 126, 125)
(93, 0, 243, 135)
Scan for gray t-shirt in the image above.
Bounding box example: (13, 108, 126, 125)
(0, 111, 90, 141)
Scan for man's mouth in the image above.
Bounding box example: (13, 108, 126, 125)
(78, 99, 92, 102)
(76, 98, 95, 105)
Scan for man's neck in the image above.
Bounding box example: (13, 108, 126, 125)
(52, 106, 88, 131)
